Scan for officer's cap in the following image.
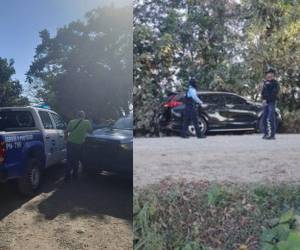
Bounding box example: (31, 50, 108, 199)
(189, 78, 197, 88)
(265, 68, 276, 75)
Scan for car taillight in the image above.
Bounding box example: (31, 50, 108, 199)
(0, 141, 6, 164)
(163, 100, 183, 108)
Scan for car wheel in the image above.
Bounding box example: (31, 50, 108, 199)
(187, 116, 208, 136)
(18, 158, 42, 196)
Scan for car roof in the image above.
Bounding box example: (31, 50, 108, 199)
(175, 91, 241, 95)
(0, 106, 56, 113)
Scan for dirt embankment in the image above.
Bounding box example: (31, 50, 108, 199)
(0, 166, 132, 250)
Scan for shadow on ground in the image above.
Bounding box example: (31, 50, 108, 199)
(0, 182, 28, 220)
(0, 164, 63, 220)
(0, 164, 132, 223)
(38, 172, 133, 222)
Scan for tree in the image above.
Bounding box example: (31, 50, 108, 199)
(134, 0, 300, 135)
(241, 0, 300, 110)
(133, 0, 241, 134)
(0, 57, 29, 106)
(27, 5, 132, 122)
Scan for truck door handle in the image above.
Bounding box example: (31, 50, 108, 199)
(45, 136, 50, 139)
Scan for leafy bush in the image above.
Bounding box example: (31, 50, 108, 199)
(261, 210, 300, 249)
(280, 110, 300, 133)
(134, 179, 300, 250)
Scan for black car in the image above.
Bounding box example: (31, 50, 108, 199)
(82, 115, 133, 175)
(158, 91, 282, 136)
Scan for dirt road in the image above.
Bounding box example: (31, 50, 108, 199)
(0, 166, 132, 250)
(134, 134, 300, 187)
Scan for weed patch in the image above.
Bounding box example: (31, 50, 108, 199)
(134, 178, 300, 250)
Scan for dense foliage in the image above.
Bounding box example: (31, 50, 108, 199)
(134, 179, 300, 249)
(134, 0, 300, 134)
(27, 5, 132, 122)
(0, 57, 29, 107)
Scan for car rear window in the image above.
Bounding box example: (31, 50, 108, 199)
(170, 93, 183, 101)
(162, 93, 180, 103)
(0, 111, 35, 131)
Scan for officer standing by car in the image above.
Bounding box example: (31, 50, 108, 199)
(65, 110, 92, 181)
(181, 78, 206, 138)
(261, 69, 280, 140)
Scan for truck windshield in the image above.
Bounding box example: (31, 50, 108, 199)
(0, 111, 35, 131)
(112, 117, 132, 130)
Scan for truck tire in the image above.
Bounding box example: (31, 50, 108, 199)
(18, 158, 42, 196)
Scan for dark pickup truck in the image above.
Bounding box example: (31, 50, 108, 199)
(82, 115, 133, 175)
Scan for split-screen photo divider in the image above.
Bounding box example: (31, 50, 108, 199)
(1, 0, 300, 249)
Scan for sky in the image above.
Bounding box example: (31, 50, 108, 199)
(0, 0, 130, 89)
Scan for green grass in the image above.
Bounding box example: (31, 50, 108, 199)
(134, 179, 300, 250)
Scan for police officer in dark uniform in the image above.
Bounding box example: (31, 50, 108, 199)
(181, 78, 206, 138)
(261, 69, 280, 140)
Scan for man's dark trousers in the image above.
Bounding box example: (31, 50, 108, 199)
(65, 142, 82, 179)
(262, 102, 277, 138)
(181, 104, 202, 137)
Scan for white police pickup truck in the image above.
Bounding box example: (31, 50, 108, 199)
(0, 106, 66, 195)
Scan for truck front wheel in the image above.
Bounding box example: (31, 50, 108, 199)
(18, 158, 42, 196)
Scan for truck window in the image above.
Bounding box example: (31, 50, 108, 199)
(50, 113, 66, 130)
(0, 111, 35, 131)
(39, 111, 54, 129)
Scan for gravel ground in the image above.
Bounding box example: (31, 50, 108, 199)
(134, 134, 300, 187)
(0, 165, 132, 250)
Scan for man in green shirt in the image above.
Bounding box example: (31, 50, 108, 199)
(65, 110, 92, 181)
